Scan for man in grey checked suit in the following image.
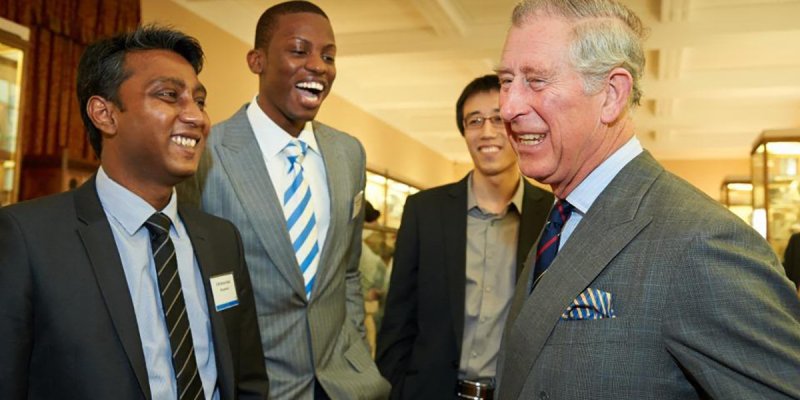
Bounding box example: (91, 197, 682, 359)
(180, 1, 389, 399)
(494, 1, 800, 399)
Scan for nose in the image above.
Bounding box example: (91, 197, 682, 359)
(305, 53, 326, 74)
(500, 80, 529, 123)
(180, 100, 207, 130)
(479, 120, 501, 139)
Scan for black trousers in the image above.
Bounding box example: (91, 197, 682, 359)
(314, 381, 331, 400)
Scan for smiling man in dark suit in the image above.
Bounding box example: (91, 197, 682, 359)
(0, 26, 268, 399)
(376, 75, 553, 400)
(494, 1, 800, 399)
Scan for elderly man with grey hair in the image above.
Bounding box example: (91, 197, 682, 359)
(494, 0, 800, 399)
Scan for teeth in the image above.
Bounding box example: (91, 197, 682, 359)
(517, 133, 545, 145)
(480, 146, 500, 153)
(296, 81, 324, 92)
(171, 136, 198, 148)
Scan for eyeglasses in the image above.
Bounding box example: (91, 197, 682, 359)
(463, 114, 505, 131)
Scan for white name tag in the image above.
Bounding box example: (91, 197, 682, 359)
(210, 273, 239, 312)
(352, 190, 364, 221)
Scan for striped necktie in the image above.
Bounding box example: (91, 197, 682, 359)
(144, 212, 205, 399)
(533, 199, 575, 287)
(282, 139, 320, 299)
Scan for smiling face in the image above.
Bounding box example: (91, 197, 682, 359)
(251, 12, 336, 135)
(100, 49, 209, 192)
(498, 14, 610, 197)
(462, 90, 519, 179)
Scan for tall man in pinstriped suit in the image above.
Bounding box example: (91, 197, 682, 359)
(179, 1, 390, 399)
(494, 1, 800, 399)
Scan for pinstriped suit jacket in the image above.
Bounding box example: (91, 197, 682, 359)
(496, 152, 800, 400)
(180, 106, 390, 400)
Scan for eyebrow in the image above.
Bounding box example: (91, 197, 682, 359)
(290, 36, 337, 52)
(150, 77, 207, 96)
(494, 65, 553, 77)
(464, 108, 501, 118)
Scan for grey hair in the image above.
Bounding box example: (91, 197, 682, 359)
(511, 0, 647, 108)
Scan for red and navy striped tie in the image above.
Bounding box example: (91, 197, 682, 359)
(533, 199, 575, 287)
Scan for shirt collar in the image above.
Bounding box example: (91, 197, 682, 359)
(246, 95, 320, 159)
(95, 166, 181, 237)
(565, 136, 643, 215)
(466, 171, 525, 214)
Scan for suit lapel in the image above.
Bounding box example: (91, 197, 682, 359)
(311, 122, 347, 296)
(180, 208, 235, 400)
(502, 153, 660, 399)
(444, 176, 469, 356)
(216, 108, 306, 299)
(75, 178, 152, 400)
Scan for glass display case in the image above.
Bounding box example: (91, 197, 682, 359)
(719, 176, 753, 228)
(751, 129, 800, 257)
(0, 18, 27, 206)
(365, 170, 420, 228)
(361, 169, 419, 356)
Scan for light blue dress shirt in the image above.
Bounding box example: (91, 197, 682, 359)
(96, 168, 220, 400)
(560, 137, 643, 247)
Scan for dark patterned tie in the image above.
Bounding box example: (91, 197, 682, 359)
(144, 212, 205, 400)
(532, 199, 575, 287)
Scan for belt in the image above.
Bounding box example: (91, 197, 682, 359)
(456, 379, 495, 400)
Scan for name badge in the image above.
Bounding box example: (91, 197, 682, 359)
(351, 190, 364, 221)
(210, 273, 239, 312)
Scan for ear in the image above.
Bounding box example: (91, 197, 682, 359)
(247, 48, 265, 74)
(600, 67, 633, 124)
(86, 95, 119, 136)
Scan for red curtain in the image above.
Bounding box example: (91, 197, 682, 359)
(0, 0, 140, 198)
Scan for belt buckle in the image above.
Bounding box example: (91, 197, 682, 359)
(457, 379, 494, 400)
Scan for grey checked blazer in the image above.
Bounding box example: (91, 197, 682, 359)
(496, 151, 800, 400)
(180, 105, 390, 400)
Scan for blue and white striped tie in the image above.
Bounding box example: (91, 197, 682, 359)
(282, 139, 320, 299)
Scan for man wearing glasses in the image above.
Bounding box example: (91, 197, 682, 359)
(376, 75, 553, 400)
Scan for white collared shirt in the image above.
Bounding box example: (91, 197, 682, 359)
(561, 136, 644, 247)
(246, 97, 331, 252)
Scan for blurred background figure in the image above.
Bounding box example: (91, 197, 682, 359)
(782, 232, 800, 292)
(360, 200, 390, 355)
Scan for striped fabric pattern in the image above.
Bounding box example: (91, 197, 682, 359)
(283, 139, 320, 299)
(560, 287, 616, 320)
(144, 212, 205, 399)
(533, 199, 575, 285)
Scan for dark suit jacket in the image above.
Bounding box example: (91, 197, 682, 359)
(783, 233, 800, 289)
(0, 178, 269, 400)
(376, 174, 553, 400)
(496, 152, 800, 400)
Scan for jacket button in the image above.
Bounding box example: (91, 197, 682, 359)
(539, 391, 550, 400)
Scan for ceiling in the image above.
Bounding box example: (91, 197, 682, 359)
(176, 0, 800, 163)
